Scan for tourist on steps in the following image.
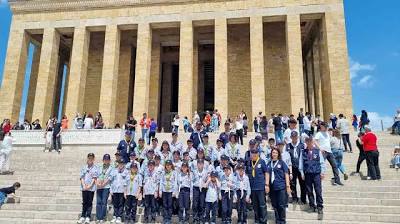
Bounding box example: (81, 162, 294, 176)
(95, 154, 113, 223)
(361, 126, 381, 180)
(0, 182, 20, 208)
(0, 131, 14, 175)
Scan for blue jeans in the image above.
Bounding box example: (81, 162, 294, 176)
(0, 192, 6, 206)
(221, 190, 233, 222)
(332, 148, 346, 174)
(178, 187, 190, 222)
(96, 188, 110, 220)
(270, 189, 287, 224)
(299, 124, 304, 134)
(141, 128, 148, 142)
(205, 201, 218, 223)
(130, 131, 136, 141)
(391, 155, 400, 166)
(274, 130, 284, 143)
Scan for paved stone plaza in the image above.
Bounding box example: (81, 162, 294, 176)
(0, 131, 400, 223)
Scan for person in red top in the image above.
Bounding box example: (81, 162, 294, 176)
(139, 113, 151, 144)
(203, 111, 211, 132)
(361, 126, 381, 180)
(1, 119, 11, 135)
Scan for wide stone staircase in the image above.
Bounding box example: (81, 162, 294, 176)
(0, 131, 399, 223)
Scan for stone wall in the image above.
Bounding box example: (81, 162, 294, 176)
(263, 22, 291, 116)
(227, 24, 252, 119)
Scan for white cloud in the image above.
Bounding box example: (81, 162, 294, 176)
(349, 57, 375, 79)
(367, 112, 393, 132)
(357, 75, 373, 87)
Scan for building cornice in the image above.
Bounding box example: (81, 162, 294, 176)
(8, 0, 238, 14)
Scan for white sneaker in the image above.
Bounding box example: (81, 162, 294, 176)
(77, 217, 85, 224)
(116, 217, 122, 224)
(110, 217, 117, 223)
(84, 217, 90, 224)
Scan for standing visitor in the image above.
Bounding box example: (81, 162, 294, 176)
(95, 154, 113, 223)
(273, 114, 284, 143)
(0, 131, 14, 175)
(234, 164, 251, 224)
(204, 171, 220, 224)
(211, 111, 219, 132)
(77, 153, 98, 224)
(329, 113, 338, 129)
(352, 114, 358, 132)
(148, 118, 158, 144)
(139, 113, 151, 142)
(245, 149, 268, 224)
(243, 116, 249, 137)
(253, 117, 259, 133)
(283, 119, 298, 144)
(125, 163, 142, 223)
(110, 160, 128, 224)
(84, 113, 94, 129)
(314, 122, 343, 186)
(190, 121, 206, 149)
(52, 118, 62, 153)
(235, 116, 244, 145)
(177, 162, 192, 224)
(265, 148, 291, 224)
(182, 116, 190, 133)
(117, 131, 136, 164)
(74, 113, 84, 129)
(94, 117, 104, 129)
(159, 160, 177, 224)
(203, 111, 212, 132)
(354, 132, 367, 176)
(172, 114, 180, 133)
(297, 111, 305, 134)
(362, 126, 381, 180)
(303, 112, 312, 136)
(299, 136, 325, 214)
(337, 114, 353, 153)
(220, 165, 235, 224)
(94, 112, 103, 127)
(125, 115, 137, 141)
(193, 111, 201, 125)
(330, 129, 349, 180)
(143, 160, 159, 223)
(1, 119, 12, 134)
(359, 110, 369, 132)
(192, 159, 208, 224)
(259, 116, 269, 140)
(219, 122, 232, 147)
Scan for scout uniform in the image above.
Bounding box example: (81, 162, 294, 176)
(205, 171, 221, 223)
(192, 159, 208, 223)
(159, 161, 178, 224)
(220, 166, 235, 224)
(117, 131, 137, 163)
(110, 161, 129, 223)
(96, 154, 113, 222)
(234, 166, 251, 224)
(79, 154, 98, 223)
(125, 163, 142, 222)
(225, 141, 241, 164)
(266, 159, 289, 224)
(143, 160, 159, 222)
(177, 163, 193, 223)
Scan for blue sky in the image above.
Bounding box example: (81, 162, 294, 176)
(0, 1, 398, 129)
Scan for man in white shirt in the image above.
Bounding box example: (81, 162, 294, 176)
(303, 112, 312, 136)
(283, 119, 299, 144)
(337, 114, 353, 152)
(314, 122, 343, 186)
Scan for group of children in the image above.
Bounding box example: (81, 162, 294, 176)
(78, 126, 328, 224)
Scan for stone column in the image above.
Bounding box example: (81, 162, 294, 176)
(214, 18, 228, 119)
(250, 16, 265, 129)
(25, 45, 42, 122)
(320, 7, 353, 118)
(32, 28, 60, 123)
(312, 39, 324, 117)
(286, 14, 306, 114)
(178, 20, 194, 119)
(148, 34, 161, 120)
(306, 52, 315, 114)
(133, 23, 152, 119)
(99, 25, 120, 127)
(64, 27, 89, 124)
(0, 28, 29, 122)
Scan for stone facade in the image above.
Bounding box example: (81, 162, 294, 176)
(0, 0, 352, 129)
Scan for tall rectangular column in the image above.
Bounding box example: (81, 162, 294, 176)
(312, 38, 324, 118)
(99, 25, 120, 127)
(148, 33, 161, 120)
(64, 27, 89, 123)
(0, 28, 29, 122)
(286, 14, 306, 114)
(250, 16, 265, 127)
(214, 18, 228, 119)
(133, 23, 152, 119)
(32, 28, 60, 123)
(321, 7, 353, 119)
(178, 20, 194, 118)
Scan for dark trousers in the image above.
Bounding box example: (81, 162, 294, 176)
(81, 191, 94, 218)
(162, 192, 173, 222)
(356, 150, 367, 173)
(96, 188, 109, 220)
(324, 152, 341, 184)
(270, 189, 287, 224)
(366, 150, 381, 180)
(192, 187, 206, 222)
(341, 134, 353, 152)
(148, 131, 156, 145)
(290, 167, 307, 203)
(172, 197, 179, 215)
(305, 173, 323, 209)
(178, 187, 191, 222)
(125, 195, 138, 221)
(144, 195, 156, 220)
(112, 193, 125, 218)
(236, 129, 244, 145)
(236, 190, 248, 223)
(52, 135, 62, 151)
(251, 190, 267, 224)
(205, 201, 218, 223)
(221, 190, 233, 222)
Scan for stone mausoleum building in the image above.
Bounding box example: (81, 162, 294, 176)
(0, 0, 352, 130)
